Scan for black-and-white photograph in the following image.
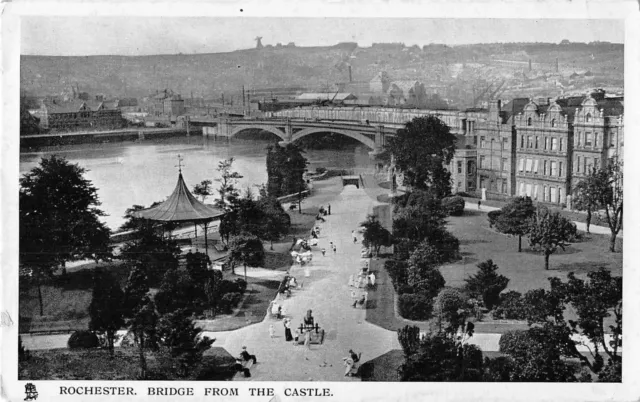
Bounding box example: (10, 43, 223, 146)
(9, 9, 630, 390)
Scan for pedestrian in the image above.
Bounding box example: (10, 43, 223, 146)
(333, 244, 337, 253)
(284, 318, 293, 341)
(269, 324, 275, 338)
(328, 203, 331, 215)
(478, 200, 481, 210)
(321, 248, 326, 256)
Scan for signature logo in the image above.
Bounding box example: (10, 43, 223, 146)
(24, 383, 38, 401)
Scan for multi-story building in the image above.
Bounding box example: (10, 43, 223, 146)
(33, 97, 123, 132)
(475, 90, 623, 206)
(475, 99, 527, 200)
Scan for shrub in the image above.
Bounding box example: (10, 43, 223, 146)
(398, 293, 434, 321)
(67, 330, 99, 349)
(219, 292, 242, 314)
(234, 278, 248, 295)
(442, 196, 465, 216)
(384, 260, 409, 293)
(464, 259, 509, 310)
(487, 210, 502, 228)
(492, 291, 526, 320)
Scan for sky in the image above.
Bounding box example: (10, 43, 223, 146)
(21, 18, 624, 56)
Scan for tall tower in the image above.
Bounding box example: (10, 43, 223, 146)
(255, 36, 264, 49)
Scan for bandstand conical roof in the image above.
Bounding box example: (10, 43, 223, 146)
(134, 172, 226, 222)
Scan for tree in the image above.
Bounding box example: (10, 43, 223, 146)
(229, 233, 265, 280)
(266, 143, 308, 198)
(156, 309, 215, 377)
(594, 161, 623, 252)
(399, 332, 484, 381)
(130, 296, 158, 379)
(571, 167, 602, 234)
(193, 180, 213, 203)
(360, 214, 393, 256)
(527, 210, 577, 270)
(88, 267, 125, 358)
(397, 325, 421, 357)
(204, 270, 224, 316)
(498, 328, 577, 381)
(185, 251, 211, 286)
(385, 116, 457, 197)
(120, 224, 181, 285)
(464, 259, 509, 310)
(407, 241, 446, 297)
(433, 288, 468, 335)
(19, 155, 112, 315)
(122, 264, 149, 318)
(155, 268, 204, 315)
(258, 196, 291, 250)
(214, 158, 243, 210)
(494, 196, 536, 252)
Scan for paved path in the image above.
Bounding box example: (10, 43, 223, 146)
(467, 202, 622, 238)
(200, 185, 401, 381)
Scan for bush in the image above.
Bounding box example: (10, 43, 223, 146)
(234, 278, 248, 295)
(398, 293, 434, 321)
(67, 330, 99, 349)
(434, 288, 468, 333)
(384, 260, 409, 293)
(492, 291, 526, 320)
(441, 196, 465, 216)
(219, 292, 242, 314)
(487, 210, 502, 228)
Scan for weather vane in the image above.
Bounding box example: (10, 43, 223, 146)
(176, 154, 185, 173)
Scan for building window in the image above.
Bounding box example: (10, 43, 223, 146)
(519, 182, 525, 196)
(594, 132, 599, 147)
(586, 113, 592, 122)
(527, 117, 533, 126)
(526, 184, 533, 197)
(527, 136, 533, 148)
(543, 160, 548, 176)
(534, 159, 539, 174)
(559, 138, 564, 151)
(502, 158, 508, 171)
(480, 136, 486, 148)
(551, 137, 558, 151)
(583, 157, 588, 173)
(610, 132, 615, 146)
(551, 161, 558, 176)
(457, 161, 462, 174)
(467, 161, 475, 174)
(543, 185, 548, 201)
(520, 136, 525, 148)
(480, 156, 486, 169)
(480, 178, 486, 189)
(576, 156, 581, 173)
(550, 187, 558, 203)
(559, 162, 563, 177)
(518, 158, 524, 172)
(525, 159, 533, 172)
(551, 119, 556, 127)
(594, 158, 599, 169)
(535, 136, 539, 149)
(501, 181, 507, 194)
(585, 132, 592, 146)
(544, 137, 549, 150)
(503, 138, 508, 150)
(533, 184, 539, 200)
(457, 181, 462, 189)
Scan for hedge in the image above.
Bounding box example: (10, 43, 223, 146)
(67, 330, 99, 349)
(442, 196, 466, 216)
(398, 293, 434, 321)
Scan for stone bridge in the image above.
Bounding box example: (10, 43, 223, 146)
(198, 117, 403, 155)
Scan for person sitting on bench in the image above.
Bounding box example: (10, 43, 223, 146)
(343, 349, 361, 376)
(315, 214, 326, 222)
(240, 346, 257, 364)
(352, 294, 366, 308)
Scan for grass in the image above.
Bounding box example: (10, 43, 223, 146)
(19, 346, 236, 381)
(441, 209, 622, 293)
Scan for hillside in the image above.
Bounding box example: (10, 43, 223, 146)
(21, 42, 623, 108)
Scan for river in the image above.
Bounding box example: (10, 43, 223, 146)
(19, 136, 375, 230)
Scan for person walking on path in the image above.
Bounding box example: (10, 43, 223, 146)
(333, 244, 337, 254)
(477, 200, 482, 210)
(328, 203, 331, 215)
(352, 230, 358, 243)
(321, 248, 326, 256)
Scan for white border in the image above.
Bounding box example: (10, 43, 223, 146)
(2, 1, 639, 401)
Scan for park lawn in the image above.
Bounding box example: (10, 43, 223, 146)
(440, 209, 622, 294)
(19, 261, 131, 332)
(19, 346, 236, 381)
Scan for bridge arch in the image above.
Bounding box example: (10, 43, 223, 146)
(229, 125, 287, 141)
(292, 127, 375, 149)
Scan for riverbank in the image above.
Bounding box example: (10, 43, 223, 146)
(20, 127, 192, 148)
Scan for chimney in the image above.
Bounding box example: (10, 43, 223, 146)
(348, 65, 353, 83)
